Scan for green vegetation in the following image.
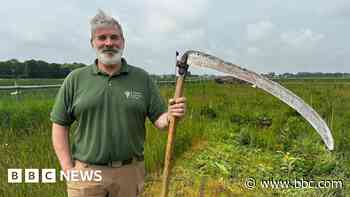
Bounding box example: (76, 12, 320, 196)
(0, 59, 84, 78)
(1, 79, 350, 196)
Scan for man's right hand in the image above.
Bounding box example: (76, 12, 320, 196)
(52, 123, 74, 174)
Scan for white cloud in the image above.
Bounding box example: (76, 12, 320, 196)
(247, 47, 261, 55)
(123, 0, 209, 54)
(318, 0, 350, 18)
(146, 14, 178, 33)
(281, 29, 325, 48)
(246, 20, 274, 41)
(142, 0, 209, 34)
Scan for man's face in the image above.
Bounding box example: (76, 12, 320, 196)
(91, 25, 125, 66)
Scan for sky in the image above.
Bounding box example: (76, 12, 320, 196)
(0, 0, 349, 74)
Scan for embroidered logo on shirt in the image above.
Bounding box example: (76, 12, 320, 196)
(124, 91, 131, 99)
(124, 90, 142, 100)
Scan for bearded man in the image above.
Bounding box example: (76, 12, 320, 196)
(50, 10, 186, 197)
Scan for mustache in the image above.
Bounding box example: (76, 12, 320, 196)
(100, 48, 120, 53)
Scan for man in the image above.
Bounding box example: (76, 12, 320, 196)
(51, 10, 186, 197)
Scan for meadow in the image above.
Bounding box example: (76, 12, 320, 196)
(0, 78, 350, 196)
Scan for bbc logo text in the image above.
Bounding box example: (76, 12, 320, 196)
(8, 169, 102, 183)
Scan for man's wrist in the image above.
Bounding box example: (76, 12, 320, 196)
(61, 160, 74, 170)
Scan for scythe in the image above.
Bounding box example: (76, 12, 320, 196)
(161, 50, 334, 196)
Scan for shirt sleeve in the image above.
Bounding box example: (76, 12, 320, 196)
(146, 77, 167, 123)
(50, 74, 76, 127)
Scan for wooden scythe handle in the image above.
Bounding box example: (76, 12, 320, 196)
(161, 52, 188, 197)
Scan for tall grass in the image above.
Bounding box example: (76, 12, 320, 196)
(1, 79, 350, 196)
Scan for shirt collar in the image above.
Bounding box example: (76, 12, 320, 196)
(91, 58, 129, 76)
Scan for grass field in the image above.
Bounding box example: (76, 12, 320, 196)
(1, 78, 350, 196)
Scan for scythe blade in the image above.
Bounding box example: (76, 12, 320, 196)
(183, 50, 334, 150)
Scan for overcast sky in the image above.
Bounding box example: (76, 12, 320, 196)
(0, 0, 349, 74)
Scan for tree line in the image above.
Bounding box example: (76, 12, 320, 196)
(0, 59, 86, 78)
(262, 72, 350, 79)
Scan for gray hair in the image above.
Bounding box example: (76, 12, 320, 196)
(90, 9, 124, 39)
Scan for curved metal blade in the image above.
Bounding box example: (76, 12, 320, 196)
(184, 50, 334, 150)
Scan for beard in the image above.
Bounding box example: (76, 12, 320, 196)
(96, 47, 124, 66)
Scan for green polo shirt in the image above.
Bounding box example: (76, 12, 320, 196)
(50, 59, 167, 164)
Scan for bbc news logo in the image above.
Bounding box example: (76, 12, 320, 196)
(8, 169, 102, 183)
